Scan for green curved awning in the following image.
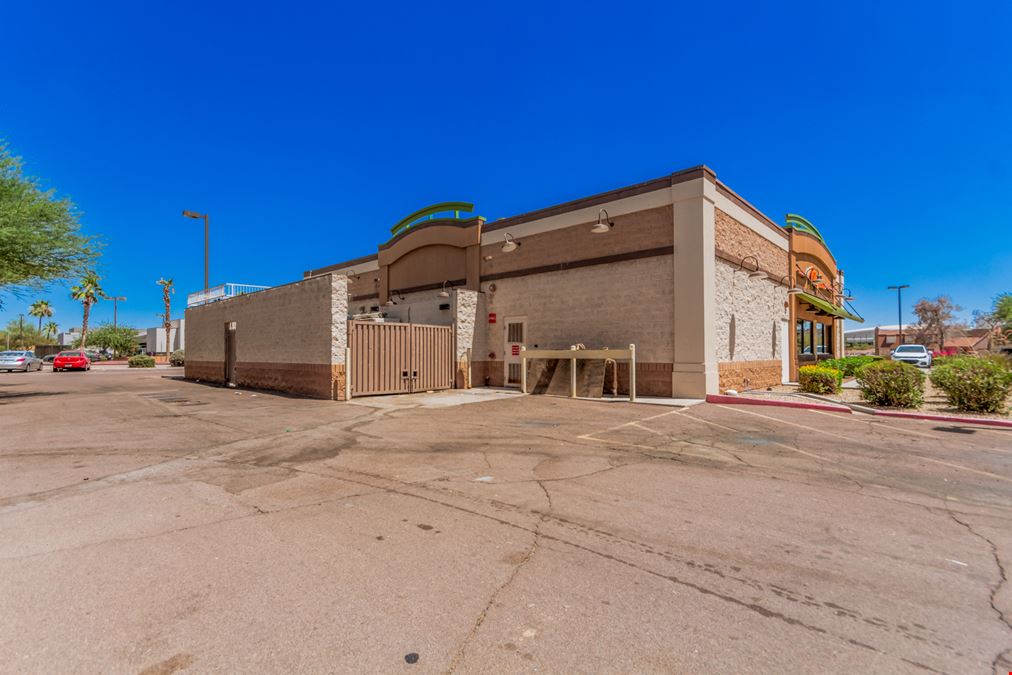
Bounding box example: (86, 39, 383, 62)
(797, 291, 864, 323)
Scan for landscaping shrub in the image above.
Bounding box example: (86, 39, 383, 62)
(128, 354, 156, 368)
(930, 356, 1012, 413)
(821, 355, 882, 377)
(798, 365, 842, 394)
(169, 349, 185, 367)
(856, 360, 924, 408)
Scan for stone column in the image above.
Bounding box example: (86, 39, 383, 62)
(671, 177, 718, 398)
(330, 274, 349, 400)
(453, 288, 479, 389)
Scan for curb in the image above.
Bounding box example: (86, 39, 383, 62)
(706, 394, 1012, 429)
(867, 410, 1012, 429)
(705, 394, 852, 414)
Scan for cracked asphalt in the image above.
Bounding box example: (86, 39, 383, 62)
(1, 369, 1010, 674)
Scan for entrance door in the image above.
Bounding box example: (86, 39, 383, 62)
(780, 320, 790, 384)
(224, 321, 237, 386)
(503, 317, 526, 387)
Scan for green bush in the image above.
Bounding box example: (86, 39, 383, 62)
(821, 355, 882, 377)
(798, 365, 842, 394)
(930, 356, 1012, 413)
(856, 360, 924, 408)
(128, 354, 156, 368)
(169, 349, 185, 367)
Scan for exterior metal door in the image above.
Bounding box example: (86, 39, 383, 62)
(224, 321, 237, 386)
(503, 317, 526, 387)
(348, 321, 453, 397)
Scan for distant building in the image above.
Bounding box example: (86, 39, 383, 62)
(136, 319, 185, 354)
(846, 324, 1002, 356)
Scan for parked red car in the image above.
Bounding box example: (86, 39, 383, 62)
(53, 350, 91, 372)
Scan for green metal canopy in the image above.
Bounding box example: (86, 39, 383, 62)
(797, 291, 864, 323)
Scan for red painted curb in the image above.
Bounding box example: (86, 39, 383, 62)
(869, 410, 1012, 429)
(705, 394, 852, 414)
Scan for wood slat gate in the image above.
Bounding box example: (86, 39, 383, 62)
(348, 321, 454, 397)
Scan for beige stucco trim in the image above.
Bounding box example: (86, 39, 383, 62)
(670, 178, 718, 397)
(308, 258, 380, 278)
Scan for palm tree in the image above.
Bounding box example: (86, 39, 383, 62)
(43, 321, 59, 341)
(157, 278, 174, 361)
(70, 271, 106, 348)
(29, 300, 54, 332)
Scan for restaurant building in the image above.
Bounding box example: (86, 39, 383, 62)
(185, 165, 860, 400)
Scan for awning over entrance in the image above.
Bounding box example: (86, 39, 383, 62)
(797, 292, 864, 323)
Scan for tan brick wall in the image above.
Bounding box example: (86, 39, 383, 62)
(715, 209, 788, 279)
(474, 254, 674, 364)
(184, 274, 348, 400)
(718, 360, 782, 391)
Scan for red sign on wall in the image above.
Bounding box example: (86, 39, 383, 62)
(511, 344, 520, 356)
(488, 313, 497, 324)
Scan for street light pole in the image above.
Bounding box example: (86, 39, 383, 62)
(888, 284, 910, 345)
(182, 210, 210, 290)
(111, 296, 127, 330)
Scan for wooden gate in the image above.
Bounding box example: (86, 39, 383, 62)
(348, 321, 454, 397)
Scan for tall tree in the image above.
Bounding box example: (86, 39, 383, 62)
(157, 277, 174, 362)
(28, 299, 53, 331)
(0, 142, 97, 305)
(913, 295, 962, 348)
(70, 271, 106, 348)
(43, 320, 58, 341)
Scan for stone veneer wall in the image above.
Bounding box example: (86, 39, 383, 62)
(185, 274, 348, 399)
(714, 208, 788, 279)
(471, 255, 674, 396)
(453, 289, 478, 388)
(714, 258, 788, 391)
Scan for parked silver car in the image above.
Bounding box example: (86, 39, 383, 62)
(0, 350, 44, 372)
(890, 344, 933, 368)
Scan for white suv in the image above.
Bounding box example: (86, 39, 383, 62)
(891, 344, 933, 368)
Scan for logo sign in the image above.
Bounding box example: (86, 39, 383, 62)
(511, 344, 520, 356)
(488, 313, 497, 324)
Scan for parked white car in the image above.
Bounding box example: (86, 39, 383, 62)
(890, 344, 933, 368)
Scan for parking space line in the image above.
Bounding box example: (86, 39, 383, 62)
(683, 409, 831, 462)
(714, 405, 865, 444)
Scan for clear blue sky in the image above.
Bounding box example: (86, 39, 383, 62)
(2, 1, 1010, 333)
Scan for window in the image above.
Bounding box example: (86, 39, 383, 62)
(507, 322, 524, 343)
(796, 320, 814, 354)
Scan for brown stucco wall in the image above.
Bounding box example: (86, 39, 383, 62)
(184, 274, 348, 399)
(479, 205, 674, 279)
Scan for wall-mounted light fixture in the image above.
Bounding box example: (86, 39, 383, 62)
(438, 280, 451, 298)
(591, 208, 614, 234)
(385, 290, 406, 306)
(501, 233, 520, 253)
(739, 255, 765, 278)
(777, 275, 803, 295)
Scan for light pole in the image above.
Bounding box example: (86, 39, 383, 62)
(111, 296, 127, 329)
(182, 210, 210, 290)
(888, 285, 910, 345)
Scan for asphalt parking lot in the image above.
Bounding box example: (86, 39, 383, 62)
(1, 369, 1010, 674)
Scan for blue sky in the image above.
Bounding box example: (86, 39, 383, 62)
(2, 1, 1010, 333)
